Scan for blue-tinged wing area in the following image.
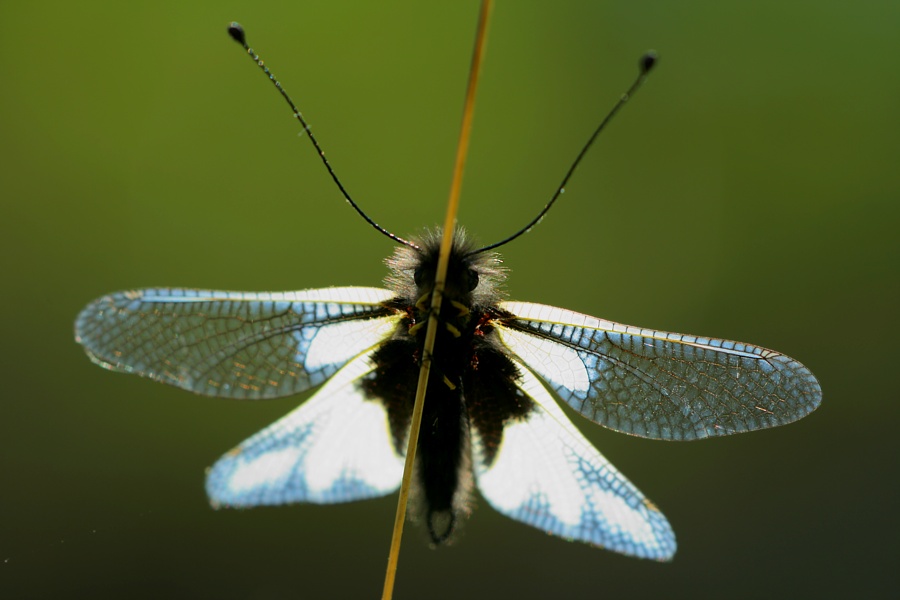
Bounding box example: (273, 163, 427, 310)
(75, 287, 400, 399)
(207, 350, 404, 506)
(472, 362, 676, 560)
(496, 302, 822, 440)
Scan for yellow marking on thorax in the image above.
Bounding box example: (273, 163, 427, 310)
(450, 300, 470, 316)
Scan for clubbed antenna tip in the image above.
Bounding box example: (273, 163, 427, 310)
(228, 22, 246, 45)
(640, 51, 657, 74)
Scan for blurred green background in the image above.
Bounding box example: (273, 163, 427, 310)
(2, 1, 898, 598)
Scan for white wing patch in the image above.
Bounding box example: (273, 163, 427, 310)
(292, 314, 401, 388)
(472, 363, 676, 560)
(206, 350, 404, 506)
(499, 327, 592, 397)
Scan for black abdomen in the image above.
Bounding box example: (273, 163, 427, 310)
(363, 334, 466, 543)
(362, 319, 531, 544)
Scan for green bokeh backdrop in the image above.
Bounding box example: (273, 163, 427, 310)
(2, 2, 898, 598)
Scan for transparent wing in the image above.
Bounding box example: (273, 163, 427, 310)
(75, 287, 400, 399)
(497, 302, 822, 440)
(472, 362, 676, 560)
(206, 349, 404, 506)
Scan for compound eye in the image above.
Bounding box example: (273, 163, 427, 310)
(466, 269, 479, 291)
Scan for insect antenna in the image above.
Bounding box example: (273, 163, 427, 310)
(227, 23, 419, 250)
(468, 51, 657, 256)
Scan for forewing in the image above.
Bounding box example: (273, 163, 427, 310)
(75, 287, 400, 399)
(206, 349, 404, 506)
(497, 302, 822, 440)
(472, 362, 676, 560)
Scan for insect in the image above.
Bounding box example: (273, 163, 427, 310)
(74, 23, 821, 561)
